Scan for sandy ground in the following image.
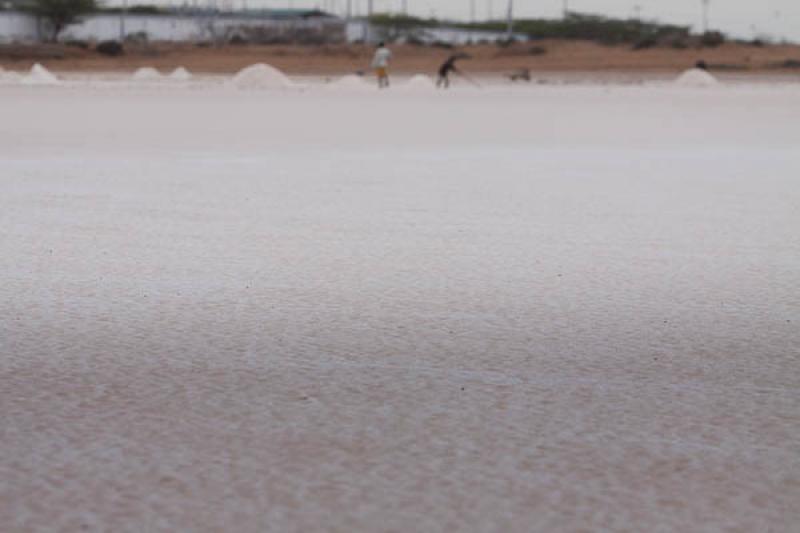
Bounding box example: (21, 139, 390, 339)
(1, 78, 799, 532)
(2, 40, 800, 76)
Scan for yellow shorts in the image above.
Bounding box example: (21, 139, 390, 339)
(375, 67, 387, 78)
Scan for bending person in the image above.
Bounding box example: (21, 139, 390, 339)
(436, 53, 470, 89)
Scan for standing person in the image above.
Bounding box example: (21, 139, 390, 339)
(371, 42, 392, 88)
(436, 53, 470, 89)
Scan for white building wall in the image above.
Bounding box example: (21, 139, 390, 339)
(0, 12, 519, 44)
(60, 15, 208, 42)
(60, 14, 343, 42)
(345, 20, 369, 42)
(0, 12, 344, 43)
(0, 11, 39, 42)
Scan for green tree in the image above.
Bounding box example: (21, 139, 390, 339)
(24, 0, 98, 42)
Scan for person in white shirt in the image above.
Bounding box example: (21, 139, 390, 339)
(371, 42, 392, 88)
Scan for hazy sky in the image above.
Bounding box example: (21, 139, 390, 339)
(134, 0, 799, 41)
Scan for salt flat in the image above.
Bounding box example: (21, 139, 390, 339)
(1, 79, 799, 532)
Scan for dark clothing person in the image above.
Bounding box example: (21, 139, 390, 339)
(436, 56, 461, 89)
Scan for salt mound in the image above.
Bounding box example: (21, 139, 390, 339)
(401, 74, 436, 91)
(674, 68, 718, 87)
(20, 63, 60, 86)
(231, 63, 293, 89)
(327, 74, 373, 91)
(132, 67, 163, 81)
(169, 67, 192, 81)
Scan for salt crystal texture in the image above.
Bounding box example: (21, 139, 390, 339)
(1, 82, 798, 533)
(674, 68, 719, 87)
(231, 63, 293, 89)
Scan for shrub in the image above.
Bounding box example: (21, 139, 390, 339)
(701, 31, 725, 48)
(632, 36, 657, 50)
(369, 14, 438, 30)
(96, 40, 124, 56)
(23, 0, 98, 42)
(124, 31, 148, 44)
(670, 38, 689, 49)
(463, 12, 692, 46)
(128, 5, 164, 15)
(65, 39, 89, 49)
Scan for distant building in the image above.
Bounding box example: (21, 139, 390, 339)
(0, 6, 36, 42)
(0, 7, 523, 45)
(0, 8, 344, 43)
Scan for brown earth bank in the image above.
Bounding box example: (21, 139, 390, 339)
(2, 40, 800, 76)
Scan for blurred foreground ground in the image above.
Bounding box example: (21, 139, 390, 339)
(1, 81, 799, 532)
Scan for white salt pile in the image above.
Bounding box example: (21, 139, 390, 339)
(169, 67, 192, 81)
(400, 74, 436, 91)
(132, 67, 163, 81)
(231, 63, 293, 89)
(326, 74, 373, 91)
(20, 63, 60, 86)
(674, 68, 719, 87)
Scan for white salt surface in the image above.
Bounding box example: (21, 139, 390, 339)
(401, 73, 436, 91)
(231, 63, 293, 89)
(132, 66, 163, 81)
(326, 73, 373, 91)
(0, 70, 22, 83)
(675, 68, 719, 87)
(20, 63, 60, 85)
(1, 83, 799, 532)
(169, 66, 192, 81)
